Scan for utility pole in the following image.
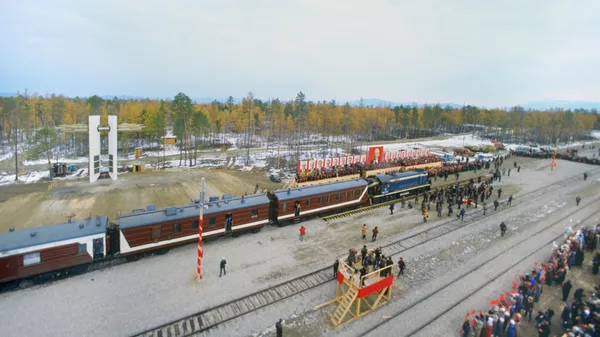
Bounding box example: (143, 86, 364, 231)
(196, 178, 205, 280)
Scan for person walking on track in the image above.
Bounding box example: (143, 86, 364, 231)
(299, 225, 306, 241)
(576, 196, 582, 206)
(507, 195, 513, 206)
(361, 224, 367, 239)
(372, 226, 379, 242)
(390, 203, 395, 215)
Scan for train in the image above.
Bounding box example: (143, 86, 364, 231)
(0, 169, 479, 286)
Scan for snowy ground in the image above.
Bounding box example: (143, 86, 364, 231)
(0, 158, 598, 337)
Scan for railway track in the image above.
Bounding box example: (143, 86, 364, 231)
(362, 198, 600, 337)
(132, 167, 600, 337)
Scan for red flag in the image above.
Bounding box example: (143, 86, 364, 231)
(471, 319, 476, 326)
(489, 300, 495, 306)
(466, 312, 471, 317)
(471, 309, 476, 315)
(500, 295, 505, 301)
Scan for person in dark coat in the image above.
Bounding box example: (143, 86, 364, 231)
(347, 249, 356, 267)
(460, 318, 470, 337)
(389, 203, 395, 215)
(333, 260, 339, 279)
(500, 222, 507, 236)
(219, 257, 227, 277)
(537, 320, 550, 337)
(275, 319, 283, 337)
(397, 257, 406, 276)
(574, 288, 584, 302)
(593, 252, 600, 274)
(562, 280, 572, 301)
(494, 199, 500, 211)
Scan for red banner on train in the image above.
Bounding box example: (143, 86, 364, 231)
(297, 146, 432, 173)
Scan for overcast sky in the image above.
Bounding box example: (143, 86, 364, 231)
(1, 0, 599, 107)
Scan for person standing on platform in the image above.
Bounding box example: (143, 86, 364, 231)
(494, 199, 500, 211)
(219, 257, 227, 277)
(372, 227, 379, 242)
(361, 224, 367, 239)
(389, 203, 395, 215)
(576, 196, 581, 206)
(299, 225, 306, 241)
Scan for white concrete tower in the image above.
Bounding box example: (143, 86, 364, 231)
(108, 115, 118, 180)
(88, 115, 101, 183)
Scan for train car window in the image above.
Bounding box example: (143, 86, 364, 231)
(351, 190, 355, 198)
(173, 223, 182, 233)
(192, 220, 199, 229)
(23, 252, 41, 266)
(252, 209, 259, 218)
(283, 203, 287, 211)
(318, 197, 322, 204)
(78, 243, 87, 255)
(345, 192, 348, 199)
(336, 193, 340, 201)
(208, 217, 217, 227)
(326, 195, 331, 203)
(306, 199, 310, 207)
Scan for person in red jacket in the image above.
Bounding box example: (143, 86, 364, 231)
(299, 226, 306, 241)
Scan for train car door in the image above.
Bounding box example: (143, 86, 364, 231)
(106, 224, 121, 257)
(0, 256, 19, 281)
(93, 238, 104, 260)
(266, 193, 279, 225)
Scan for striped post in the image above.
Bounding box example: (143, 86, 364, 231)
(197, 178, 205, 279)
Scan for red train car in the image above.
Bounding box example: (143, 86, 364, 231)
(0, 216, 108, 284)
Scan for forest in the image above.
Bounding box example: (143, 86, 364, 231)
(1, 90, 599, 173)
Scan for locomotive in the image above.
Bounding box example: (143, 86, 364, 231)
(0, 170, 432, 286)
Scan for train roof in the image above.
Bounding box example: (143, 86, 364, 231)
(274, 179, 367, 201)
(0, 216, 108, 252)
(118, 194, 271, 229)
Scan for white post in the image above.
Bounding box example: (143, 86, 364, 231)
(89, 116, 101, 183)
(108, 115, 118, 180)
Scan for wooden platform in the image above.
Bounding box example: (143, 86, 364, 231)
(316, 258, 395, 327)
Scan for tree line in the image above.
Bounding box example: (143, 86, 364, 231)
(1, 90, 599, 177)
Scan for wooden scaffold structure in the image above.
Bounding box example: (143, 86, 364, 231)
(316, 257, 396, 327)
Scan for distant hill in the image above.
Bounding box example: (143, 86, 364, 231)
(521, 100, 600, 111)
(346, 98, 462, 109)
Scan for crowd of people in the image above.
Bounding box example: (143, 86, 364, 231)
(294, 155, 445, 183)
(459, 225, 600, 337)
(294, 152, 512, 184)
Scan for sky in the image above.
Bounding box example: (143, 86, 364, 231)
(1, 0, 599, 107)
